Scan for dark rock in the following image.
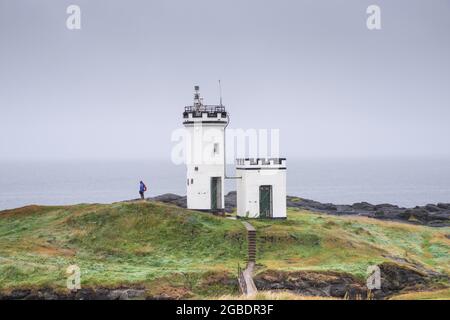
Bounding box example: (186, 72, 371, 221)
(0, 287, 148, 300)
(254, 270, 367, 299)
(375, 204, 400, 209)
(224, 191, 237, 213)
(254, 262, 445, 300)
(437, 203, 450, 210)
(152, 193, 184, 202)
(149, 192, 449, 227)
(374, 263, 427, 298)
(352, 202, 375, 211)
(107, 289, 146, 300)
(150, 194, 187, 209)
(3, 289, 31, 300)
(425, 204, 440, 212)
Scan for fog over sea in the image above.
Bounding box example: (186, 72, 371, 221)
(1, 157, 450, 211)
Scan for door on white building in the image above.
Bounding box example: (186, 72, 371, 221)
(211, 177, 222, 210)
(259, 185, 272, 218)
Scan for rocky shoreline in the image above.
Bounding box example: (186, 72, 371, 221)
(1, 262, 446, 300)
(150, 192, 450, 227)
(255, 262, 448, 300)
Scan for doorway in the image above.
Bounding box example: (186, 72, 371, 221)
(259, 185, 273, 218)
(211, 177, 222, 210)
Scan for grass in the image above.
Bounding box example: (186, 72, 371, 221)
(0, 203, 449, 299)
(214, 291, 338, 300)
(0, 201, 245, 297)
(389, 288, 450, 300)
(251, 208, 450, 280)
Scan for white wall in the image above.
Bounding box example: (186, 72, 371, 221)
(236, 163, 287, 218)
(184, 116, 227, 210)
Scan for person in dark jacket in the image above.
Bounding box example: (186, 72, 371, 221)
(139, 181, 147, 200)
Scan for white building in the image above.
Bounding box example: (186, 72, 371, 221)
(183, 86, 227, 211)
(182, 86, 287, 218)
(235, 158, 287, 219)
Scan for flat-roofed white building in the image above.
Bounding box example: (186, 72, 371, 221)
(235, 158, 287, 219)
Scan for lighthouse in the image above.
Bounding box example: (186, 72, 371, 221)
(183, 86, 228, 211)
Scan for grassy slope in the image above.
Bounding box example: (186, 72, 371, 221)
(0, 202, 246, 297)
(0, 203, 449, 299)
(253, 208, 450, 280)
(390, 288, 450, 300)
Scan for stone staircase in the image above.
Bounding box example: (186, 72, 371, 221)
(247, 226, 256, 263)
(238, 221, 258, 296)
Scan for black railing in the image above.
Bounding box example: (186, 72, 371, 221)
(236, 158, 287, 165)
(184, 105, 226, 113)
(183, 105, 227, 119)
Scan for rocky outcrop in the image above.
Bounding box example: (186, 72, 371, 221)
(149, 193, 235, 213)
(151, 193, 187, 209)
(286, 196, 450, 227)
(254, 262, 447, 300)
(0, 288, 148, 300)
(150, 192, 450, 227)
(254, 270, 367, 299)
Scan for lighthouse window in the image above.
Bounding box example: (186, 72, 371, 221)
(187, 179, 189, 186)
(191, 178, 194, 184)
(213, 143, 219, 155)
(195, 166, 198, 171)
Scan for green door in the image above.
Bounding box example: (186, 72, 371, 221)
(211, 177, 218, 210)
(259, 185, 272, 218)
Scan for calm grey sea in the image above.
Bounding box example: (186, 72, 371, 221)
(1, 157, 449, 210)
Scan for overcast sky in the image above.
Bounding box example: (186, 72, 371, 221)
(1, 0, 449, 161)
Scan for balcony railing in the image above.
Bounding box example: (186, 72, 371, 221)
(184, 105, 226, 113)
(236, 158, 287, 166)
(183, 105, 227, 119)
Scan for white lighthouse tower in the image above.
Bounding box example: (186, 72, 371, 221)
(183, 86, 228, 211)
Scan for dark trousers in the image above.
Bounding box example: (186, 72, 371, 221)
(139, 191, 144, 200)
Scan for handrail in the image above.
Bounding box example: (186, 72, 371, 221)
(184, 105, 226, 113)
(237, 263, 247, 295)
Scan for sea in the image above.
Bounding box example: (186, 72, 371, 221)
(1, 157, 450, 211)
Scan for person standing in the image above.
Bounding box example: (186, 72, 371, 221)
(139, 181, 147, 200)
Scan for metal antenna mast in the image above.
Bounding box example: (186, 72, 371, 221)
(218, 80, 223, 106)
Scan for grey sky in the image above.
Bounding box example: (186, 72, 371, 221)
(1, 0, 449, 161)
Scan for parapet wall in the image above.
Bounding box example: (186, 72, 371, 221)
(236, 158, 286, 168)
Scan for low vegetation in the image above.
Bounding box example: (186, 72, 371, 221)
(0, 202, 449, 299)
(0, 202, 245, 297)
(252, 208, 450, 279)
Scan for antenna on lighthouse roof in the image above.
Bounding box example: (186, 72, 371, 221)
(218, 80, 223, 106)
(194, 85, 201, 110)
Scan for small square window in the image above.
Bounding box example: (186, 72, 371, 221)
(191, 179, 194, 184)
(213, 143, 219, 154)
(195, 166, 198, 171)
(187, 179, 189, 186)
